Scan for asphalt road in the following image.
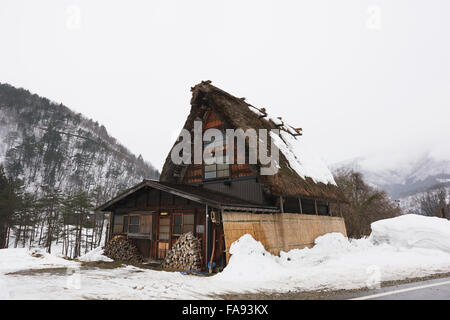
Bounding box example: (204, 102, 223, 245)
(330, 276, 450, 300)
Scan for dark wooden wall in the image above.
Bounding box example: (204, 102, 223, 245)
(203, 178, 267, 205)
(110, 187, 211, 262)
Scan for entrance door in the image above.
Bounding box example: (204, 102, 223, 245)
(158, 216, 170, 259)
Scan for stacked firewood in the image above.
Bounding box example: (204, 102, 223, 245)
(104, 235, 143, 263)
(162, 232, 202, 271)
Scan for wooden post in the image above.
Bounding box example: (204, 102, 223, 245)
(279, 196, 284, 213)
(105, 213, 111, 246)
(314, 200, 318, 215)
(106, 212, 113, 245)
(298, 198, 303, 214)
(169, 211, 173, 250)
(205, 204, 210, 271)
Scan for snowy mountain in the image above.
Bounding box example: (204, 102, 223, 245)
(0, 83, 159, 202)
(333, 152, 450, 200)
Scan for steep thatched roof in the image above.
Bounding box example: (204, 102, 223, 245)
(160, 81, 347, 203)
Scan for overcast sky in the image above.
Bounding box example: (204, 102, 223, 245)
(1, 0, 449, 171)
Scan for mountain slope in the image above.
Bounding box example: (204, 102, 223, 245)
(333, 153, 450, 200)
(0, 83, 159, 202)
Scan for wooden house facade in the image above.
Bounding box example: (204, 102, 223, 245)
(97, 81, 348, 270)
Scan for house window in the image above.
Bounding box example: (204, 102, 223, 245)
(128, 216, 140, 233)
(158, 215, 170, 259)
(203, 133, 229, 180)
(113, 216, 124, 234)
(284, 197, 301, 213)
(159, 216, 170, 241)
(204, 163, 230, 179)
(173, 214, 195, 235)
(300, 199, 316, 215)
(317, 201, 330, 216)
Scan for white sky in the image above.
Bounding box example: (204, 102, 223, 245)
(1, 0, 449, 171)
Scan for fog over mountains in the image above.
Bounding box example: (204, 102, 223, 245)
(333, 151, 450, 201)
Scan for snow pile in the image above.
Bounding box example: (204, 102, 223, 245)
(370, 214, 450, 253)
(270, 130, 336, 185)
(216, 232, 377, 288)
(0, 248, 78, 274)
(215, 234, 285, 282)
(78, 247, 113, 263)
(217, 215, 450, 291)
(0, 276, 10, 299)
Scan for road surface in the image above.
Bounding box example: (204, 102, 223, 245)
(330, 276, 450, 300)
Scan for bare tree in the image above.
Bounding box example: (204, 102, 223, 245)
(332, 168, 402, 237)
(411, 185, 448, 218)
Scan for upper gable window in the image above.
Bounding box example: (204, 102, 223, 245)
(203, 133, 230, 180)
(204, 163, 230, 179)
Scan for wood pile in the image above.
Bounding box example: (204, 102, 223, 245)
(162, 232, 202, 271)
(104, 235, 143, 263)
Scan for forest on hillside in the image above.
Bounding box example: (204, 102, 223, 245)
(0, 83, 159, 256)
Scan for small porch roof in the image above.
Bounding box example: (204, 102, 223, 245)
(95, 179, 279, 213)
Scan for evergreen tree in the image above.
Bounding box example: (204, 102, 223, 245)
(0, 165, 23, 248)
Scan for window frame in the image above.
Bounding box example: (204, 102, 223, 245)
(127, 214, 141, 234)
(203, 133, 230, 181)
(172, 213, 195, 236)
(113, 215, 124, 234)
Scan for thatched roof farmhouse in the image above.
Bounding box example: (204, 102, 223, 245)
(97, 81, 347, 270)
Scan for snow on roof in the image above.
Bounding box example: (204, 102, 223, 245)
(270, 128, 336, 186)
(249, 105, 336, 185)
(248, 105, 266, 118)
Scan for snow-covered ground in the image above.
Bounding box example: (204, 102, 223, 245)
(1, 214, 450, 299)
